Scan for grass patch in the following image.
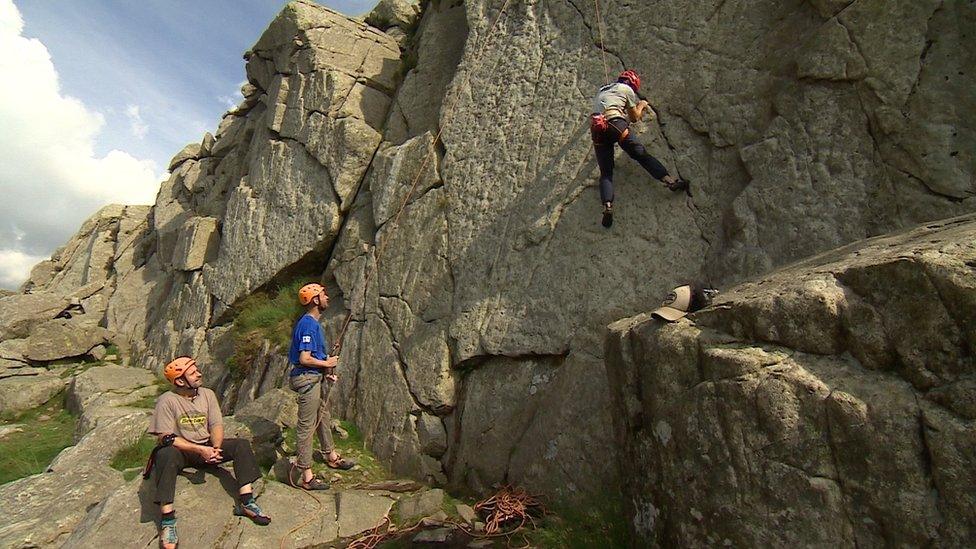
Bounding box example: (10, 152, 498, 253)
(0, 393, 77, 485)
(110, 435, 158, 481)
(129, 379, 171, 409)
(234, 278, 306, 343)
(229, 278, 308, 380)
(279, 419, 391, 490)
(523, 494, 630, 549)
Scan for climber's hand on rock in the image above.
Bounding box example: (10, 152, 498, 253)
(326, 373, 338, 383)
(324, 356, 339, 369)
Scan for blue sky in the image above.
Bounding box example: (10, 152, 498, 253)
(16, 0, 376, 175)
(0, 0, 377, 289)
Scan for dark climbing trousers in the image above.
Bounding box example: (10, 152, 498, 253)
(151, 438, 261, 504)
(592, 117, 669, 204)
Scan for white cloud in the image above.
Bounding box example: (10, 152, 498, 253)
(0, 0, 163, 289)
(218, 79, 248, 110)
(0, 249, 46, 290)
(126, 104, 149, 139)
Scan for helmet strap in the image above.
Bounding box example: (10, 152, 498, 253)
(175, 374, 199, 397)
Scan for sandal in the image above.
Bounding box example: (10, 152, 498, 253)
(327, 455, 356, 470)
(299, 476, 330, 491)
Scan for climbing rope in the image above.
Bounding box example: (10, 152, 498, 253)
(280, 3, 518, 545)
(346, 485, 546, 549)
(470, 485, 546, 535)
(331, 0, 515, 354)
(593, 0, 611, 83)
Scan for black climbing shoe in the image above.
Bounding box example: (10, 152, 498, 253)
(666, 178, 689, 193)
(601, 203, 614, 228)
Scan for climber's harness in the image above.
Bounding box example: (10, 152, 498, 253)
(590, 110, 631, 144)
(142, 433, 177, 479)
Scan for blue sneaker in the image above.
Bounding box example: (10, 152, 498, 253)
(234, 499, 271, 526)
(159, 518, 178, 548)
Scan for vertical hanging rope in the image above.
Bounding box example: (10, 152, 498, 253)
(281, 6, 518, 543)
(331, 0, 515, 353)
(593, 0, 610, 83)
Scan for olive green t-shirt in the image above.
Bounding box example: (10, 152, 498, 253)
(148, 388, 222, 444)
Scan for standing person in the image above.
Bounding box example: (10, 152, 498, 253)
(591, 69, 688, 228)
(147, 356, 271, 549)
(288, 283, 355, 491)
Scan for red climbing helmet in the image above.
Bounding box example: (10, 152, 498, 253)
(618, 70, 641, 93)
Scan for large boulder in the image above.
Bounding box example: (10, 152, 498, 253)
(66, 365, 157, 416)
(65, 479, 395, 548)
(366, 0, 421, 31)
(0, 292, 69, 341)
(196, 0, 400, 313)
(234, 387, 298, 429)
(50, 410, 152, 473)
(0, 465, 124, 548)
(606, 214, 976, 546)
(24, 319, 111, 362)
(0, 371, 65, 417)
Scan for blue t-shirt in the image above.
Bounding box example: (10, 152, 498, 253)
(288, 314, 328, 376)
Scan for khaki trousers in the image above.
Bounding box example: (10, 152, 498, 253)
(289, 372, 335, 469)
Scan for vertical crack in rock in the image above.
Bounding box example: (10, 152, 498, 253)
(375, 306, 434, 415)
(902, 3, 943, 111)
(705, 0, 729, 26)
(822, 393, 860, 546)
(914, 397, 943, 521)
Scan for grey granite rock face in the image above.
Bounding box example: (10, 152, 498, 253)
(9, 0, 976, 520)
(324, 0, 974, 505)
(0, 465, 124, 548)
(23, 318, 110, 362)
(65, 364, 156, 416)
(606, 214, 976, 546)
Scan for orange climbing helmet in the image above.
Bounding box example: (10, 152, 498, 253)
(618, 70, 641, 93)
(164, 356, 196, 384)
(298, 283, 326, 306)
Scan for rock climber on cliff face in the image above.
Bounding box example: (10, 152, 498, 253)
(146, 356, 271, 549)
(591, 69, 688, 228)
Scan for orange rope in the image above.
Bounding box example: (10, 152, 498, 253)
(332, 0, 515, 353)
(346, 485, 545, 549)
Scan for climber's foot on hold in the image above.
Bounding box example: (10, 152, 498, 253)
(664, 176, 689, 194)
(602, 202, 614, 228)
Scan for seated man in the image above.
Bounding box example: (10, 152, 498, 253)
(148, 356, 271, 549)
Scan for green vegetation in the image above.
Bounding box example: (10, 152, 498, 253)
(0, 393, 77, 485)
(234, 278, 307, 343)
(129, 379, 171, 409)
(523, 495, 630, 548)
(229, 278, 308, 379)
(110, 435, 157, 481)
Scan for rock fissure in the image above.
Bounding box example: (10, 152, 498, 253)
(375, 308, 434, 415)
(820, 390, 860, 546)
(914, 398, 943, 514)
